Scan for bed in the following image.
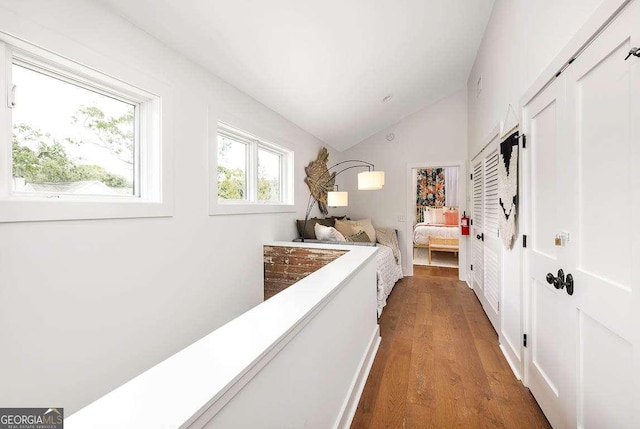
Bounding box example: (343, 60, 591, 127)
(293, 225, 403, 317)
(413, 223, 459, 245)
(413, 206, 460, 246)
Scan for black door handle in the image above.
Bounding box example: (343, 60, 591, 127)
(476, 233, 484, 241)
(546, 269, 564, 289)
(546, 269, 574, 295)
(625, 47, 640, 60)
(565, 274, 574, 296)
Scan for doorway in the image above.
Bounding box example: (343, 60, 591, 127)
(405, 160, 467, 280)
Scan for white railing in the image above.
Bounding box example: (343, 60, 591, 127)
(67, 242, 380, 428)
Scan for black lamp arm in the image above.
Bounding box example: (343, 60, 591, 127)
(327, 159, 375, 172)
(306, 160, 376, 189)
(300, 193, 316, 242)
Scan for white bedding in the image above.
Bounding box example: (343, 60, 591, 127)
(413, 223, 459, 245)
(375, 244, 403, 317)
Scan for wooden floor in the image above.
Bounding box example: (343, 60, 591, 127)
(351, 266, 551, 429)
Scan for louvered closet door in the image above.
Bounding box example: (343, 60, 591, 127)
(471, 158, 484, 297)
(482, 147, 501, 331)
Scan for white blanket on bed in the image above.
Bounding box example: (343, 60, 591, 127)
(375, 244, 403, 316)
(413, 223, 459, 245)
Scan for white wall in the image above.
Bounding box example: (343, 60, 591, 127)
(0, 0, 328, 414)
(334, 88, 468, 277)
(467, 0, 605, 376)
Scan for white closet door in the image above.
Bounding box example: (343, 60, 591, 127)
(471, 158, 484, 298)
(563, 2, 638, 427)
(482, 147, 501, 331)
(524, 75, 575, 429)
(524, 2, 640, 428)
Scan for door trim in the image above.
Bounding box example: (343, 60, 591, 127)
(470, 125, 501, 162)
(405, 159, 467, 280)
(520, 0, 631, 108)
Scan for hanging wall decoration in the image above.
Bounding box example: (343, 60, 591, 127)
(304, 147, 335, 215)
(498, 131, 519, 249)
(416, 167, 445, 219)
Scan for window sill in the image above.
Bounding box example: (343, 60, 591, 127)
(209, 201, 295, 216)
(0, 197, 173, 223)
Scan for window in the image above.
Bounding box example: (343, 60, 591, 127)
(11, 63, 137, 197)
(0, 36, 168, 222)
(217, 132, 248, 201)
(257, 147, 283, 203)
(214, 123, 293, 214)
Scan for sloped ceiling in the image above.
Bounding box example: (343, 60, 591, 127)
(100, 0, 494, 151)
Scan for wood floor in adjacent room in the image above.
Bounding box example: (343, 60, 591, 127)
(351, 266, 551, 429)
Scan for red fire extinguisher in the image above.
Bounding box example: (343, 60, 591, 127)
(461, 211, 470, 236)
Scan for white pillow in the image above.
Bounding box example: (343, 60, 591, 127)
(422, 208, 432, 224)
(314, 223, 346, 242)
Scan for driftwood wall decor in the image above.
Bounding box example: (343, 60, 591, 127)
(304, 147, 335, 215)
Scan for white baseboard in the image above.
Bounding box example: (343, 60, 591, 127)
(334, 325, 381, 429)
(499, 342, 522, 381)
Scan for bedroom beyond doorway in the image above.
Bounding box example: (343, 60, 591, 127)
(411, 165, 460, 269)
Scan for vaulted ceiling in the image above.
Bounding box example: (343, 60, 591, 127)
(100, 0, 494, 151)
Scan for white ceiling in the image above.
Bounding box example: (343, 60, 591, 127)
(100, 0, 494, 151)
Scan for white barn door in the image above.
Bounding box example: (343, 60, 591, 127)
(524, 2, 640, 428)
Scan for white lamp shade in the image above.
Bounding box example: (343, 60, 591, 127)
(358, 171, 385, 190)
(327, 191, 348, 207)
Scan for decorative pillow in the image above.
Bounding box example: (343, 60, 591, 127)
(422, 207, 432, 224)
(444, 210, 459, 226)
(296, 217, 333, 239)
(335, 218, 363, 237)
(349, 218, 376, 243)
(429, 207, 445, 224)
(346, 230, 371, 243)
(375, 227, 401, 264)
(314, 223, 346, 242)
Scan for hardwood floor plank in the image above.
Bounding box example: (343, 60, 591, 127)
(431, 284, 471, 427)
(351, 270, 551, 429)
(370, 339, 413, 429)
(368, 281, 417, 429)
(352, 282, 410, 427)
(449, 309, 504, 428)
(475, 339, 551, 429)
(406, 291, 434, 406)
(413, 265, 459, 278)
(404, 402, 437, 429)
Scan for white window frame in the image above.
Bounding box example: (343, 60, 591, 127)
(210, 122, 294, 215)
(0, 33, 170, 223)
(256, 144, 286, 204)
